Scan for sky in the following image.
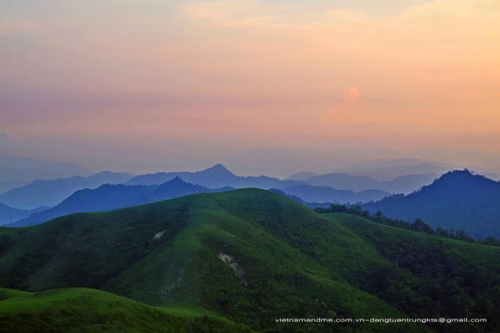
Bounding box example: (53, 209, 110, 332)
(1, 0, 500, 176)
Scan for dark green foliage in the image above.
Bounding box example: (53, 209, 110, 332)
(0, 234, 11, 254)
(326, 213, 500, 333)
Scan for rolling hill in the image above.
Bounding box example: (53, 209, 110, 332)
(363, 170, 500, 239)
(0, 287, 254, 333)
(1, 189, 499, 332)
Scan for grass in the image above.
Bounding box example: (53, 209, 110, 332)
(0, 287, 255, 333)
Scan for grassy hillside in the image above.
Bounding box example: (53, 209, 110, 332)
(1, 189, 499, 332)
(0, 287, 254, 333)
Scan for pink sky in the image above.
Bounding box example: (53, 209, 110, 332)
(1, 0, 499, 175)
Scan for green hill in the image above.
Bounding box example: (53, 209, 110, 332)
(0, 287, 254, 333)
(1, 189, 499, 332)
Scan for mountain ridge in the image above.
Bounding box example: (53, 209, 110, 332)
(0, 171, 133, 210)
(8, 177, 232, 227)
(0, 155, 92, 188)
(280, 184, 389, 204)
(302, 172, 439, 194)
(125, 163, 299, 189)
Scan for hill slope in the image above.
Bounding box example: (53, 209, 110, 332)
(1, 189, 499, 332)
(363, 170, 500, 239)
(0, 287, 254, 333)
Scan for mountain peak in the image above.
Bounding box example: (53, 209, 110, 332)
(419, 169, 495, 192)
(165, 176, 189, 185)
(200, 164, 235, 176)
(435, 169, 480, 183)
(208, 163, 229, 171)
(155, 176, 203, 192)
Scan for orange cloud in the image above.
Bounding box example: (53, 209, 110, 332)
(321, 87, 369, 124)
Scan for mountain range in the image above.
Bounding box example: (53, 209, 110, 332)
(298, 172, 439, 194)
(0, 160, 448, 213)
(279, 184, 389, 204)
(3, 168, 396, 227)
(126, 163, 439, 198)
(364, 170, 500, 239)
(0, 171, 133, 210)
(8, 177, 232, 227)
(5, 164, 500, 233)
(128, 163, 441, 195)
(1, 189, 499, 332)
(334, 158, 453, 180)
(0, 155, 92, 193)
(125, 163, 300, 189)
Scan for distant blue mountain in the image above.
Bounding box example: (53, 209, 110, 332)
(363, 170, 500, 239)
(0, 203, 46, 225)
(0, 181, 25, 195)
(280, 184, 389, 204)
(268, 189, 329, 209)
(381, 173, 438, 193)
(9, 177, 232, 227)
(335, 158, 452, 180)
(0, 171, 133, 209)
(301, 172, 438, 194)
(126, 163, 299, 189)
(152, 176, 232, 198)
(284, 172, 318, 181)
(303, 173, 380, 191)
(0, 155, 92, 186)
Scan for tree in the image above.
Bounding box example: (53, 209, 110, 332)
(411, 219, 434, 235)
